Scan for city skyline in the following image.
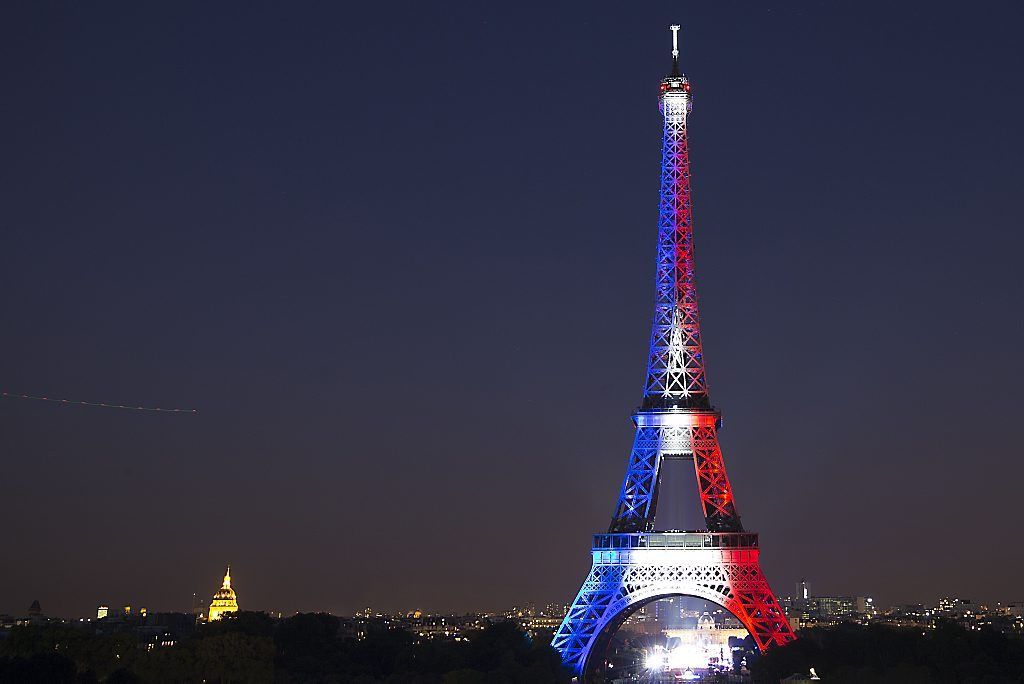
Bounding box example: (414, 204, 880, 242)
(3, 1, 1024, 620)
(6, 582, 1022, 624)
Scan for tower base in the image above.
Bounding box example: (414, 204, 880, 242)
(552, 531, 794, 677)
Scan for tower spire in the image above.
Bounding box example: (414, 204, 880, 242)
(669, 24, 681, 76)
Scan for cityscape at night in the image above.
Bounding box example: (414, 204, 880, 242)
(4, 581, 1024, 681)
(3, 1, 1024, 682)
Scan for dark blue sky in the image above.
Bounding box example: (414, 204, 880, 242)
(2, 1, 1022, 618)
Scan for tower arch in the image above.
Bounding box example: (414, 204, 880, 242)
(580, 589, 751, 677)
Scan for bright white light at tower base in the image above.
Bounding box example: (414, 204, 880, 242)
(645, 647, 667, 670)
(644, 644, 708, 672)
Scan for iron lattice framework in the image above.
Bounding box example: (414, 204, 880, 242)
(610, 413, 740, 533)
(554, 535, 793, 673)
(642, 70, 708, 412)
(551, 28, 794, 678)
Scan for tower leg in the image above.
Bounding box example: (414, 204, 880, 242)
(691, 425, 742, 531)
(609, 412, 743, 533)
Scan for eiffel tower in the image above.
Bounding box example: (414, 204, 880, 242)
(551, 26, 795, 677)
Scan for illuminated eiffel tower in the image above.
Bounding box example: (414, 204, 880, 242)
(551, 26, 795, 677)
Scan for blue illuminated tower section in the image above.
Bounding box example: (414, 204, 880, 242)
(551, 27, 794, 677)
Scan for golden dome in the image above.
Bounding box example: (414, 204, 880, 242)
(208, 565, 239, 621)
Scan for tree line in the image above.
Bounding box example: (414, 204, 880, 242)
(751, 620, 1024, 683)
(0, 612, 569, 683)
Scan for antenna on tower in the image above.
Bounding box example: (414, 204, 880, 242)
(669, 25, 681, 76)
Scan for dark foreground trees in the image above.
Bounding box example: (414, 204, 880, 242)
(752, 621, 1024, 683)
(0, 615, 570, 683)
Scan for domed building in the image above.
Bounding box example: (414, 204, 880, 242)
(208, 565, 239, 621)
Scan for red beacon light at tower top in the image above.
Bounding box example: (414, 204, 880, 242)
(659, 79, 692, 93)
(659, 75, 693, 116)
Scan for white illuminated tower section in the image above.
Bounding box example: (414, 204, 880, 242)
(550, 27, 795, 677)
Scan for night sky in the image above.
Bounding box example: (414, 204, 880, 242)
(2, 1, 1023, 619)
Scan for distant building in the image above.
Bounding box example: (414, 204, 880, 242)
(816, 596, 856, 621)
(782, 590, 873, 626)
(936, 597, 975, 618)
(854, 597, 874, 619)
(208, 565, 239, 621)
(191, 591, 205, 619)
(886, 603, 927, 627)
(97, 606, 109, 619)
(24, 600, 45, 625)
(520, 614, 563, 635)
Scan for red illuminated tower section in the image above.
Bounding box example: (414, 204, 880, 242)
(551, 27, 794, 677)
